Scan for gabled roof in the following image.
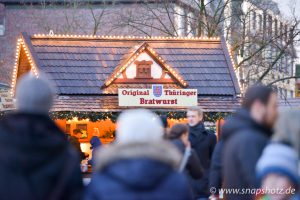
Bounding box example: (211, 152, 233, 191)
(14, 33, 240, 97)
(104, 42, 188, 88)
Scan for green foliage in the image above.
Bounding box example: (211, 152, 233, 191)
(49, 111, 231, 123)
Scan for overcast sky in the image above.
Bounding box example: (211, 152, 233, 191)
(273, 0, 300, 18)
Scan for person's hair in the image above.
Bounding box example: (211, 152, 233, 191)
(160, 115, 168, 128)
(168, 123, 189, 140)
(73, 129, 82, 135)
(242, 84, 275, 110)
(187, 106, 203, 117)
(273, 110, 300, 157)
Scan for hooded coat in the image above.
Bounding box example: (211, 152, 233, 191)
(0, 113, 83, 200)
(188, 122, 217, 198)
(222, 109, 273, 200)
(84, 141, 193, 200)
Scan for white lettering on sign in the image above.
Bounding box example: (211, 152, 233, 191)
(118, 86, 197, 107)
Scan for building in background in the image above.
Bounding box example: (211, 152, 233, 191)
(295, 64, 300, 97)
(224, 0, 296, 98)
(0, 0, 197, 85)
(0, 0, 297, 98)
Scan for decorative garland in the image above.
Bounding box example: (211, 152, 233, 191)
(49, 111, 231, 123)
(49, 111, 119, 123)
(0, 110, 231, 123)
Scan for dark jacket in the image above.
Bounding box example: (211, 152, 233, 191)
(69, 136, 86, 160)
(0, 113, 83, 200)
(88, 136, 102, 165)
(209, 140, 223, 194)
(209, 111, 246, 194)
(222, 109, 273, 200)
(84, 141, 193, 200)
(171, 139, 203, 179)
(188, 122, 217, 198)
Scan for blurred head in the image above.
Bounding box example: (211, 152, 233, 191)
(256, 143, 299, 199)
(242, 85, 277, 128)
(16, 72, 55, 115)
(168, 123, 189, 139)
(273, 110, 300, 157)
(261, 174, 295, 200)
(187, 106, 203, 127)
(116, 109, 163, 144)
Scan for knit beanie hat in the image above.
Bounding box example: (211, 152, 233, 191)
(256, 143, 299, 187)
(15, 72, 55, 114)
(116, 109, 163, 144)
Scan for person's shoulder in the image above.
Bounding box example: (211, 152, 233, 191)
(64, 144, 81, 162)
(207, 130, 217, 138)
(163, 169, 189, 187)
(69, 136, 78, 142)
(163, 171, 193, 198)
(227, 129, 266, 147)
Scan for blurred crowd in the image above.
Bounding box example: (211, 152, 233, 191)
(0, 72, 299, 200)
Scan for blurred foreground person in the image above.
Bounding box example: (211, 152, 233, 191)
(222, 85, 278, 200)
(256, 110, 300, 200)
(85, 109, 193, 200)
(167, 123, 203, 179)
(0, 73, 83, 200)
(187, 107, 216, 199)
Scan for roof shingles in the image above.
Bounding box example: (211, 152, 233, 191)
(27, 36, 240, 96)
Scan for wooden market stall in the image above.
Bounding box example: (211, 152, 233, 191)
(12, 32, 241, 153)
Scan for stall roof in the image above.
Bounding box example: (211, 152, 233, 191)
(14, 32, 240, 97)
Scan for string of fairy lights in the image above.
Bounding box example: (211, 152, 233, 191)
(48, 111, 231, 123)
(32, 34, 221, 41)
(11, 37, 39, 97)
(105, 44, 188, 87)
(5, 33, 235, 124)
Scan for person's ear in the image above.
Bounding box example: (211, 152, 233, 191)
(199, 114, 203, 121)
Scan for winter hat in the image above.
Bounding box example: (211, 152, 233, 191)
(15, 72, 55, 114)
(90, 136, 101, 150)
(256, 143, 299, 187)
(116, 109, 163, 144)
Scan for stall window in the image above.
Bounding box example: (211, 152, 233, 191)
(75, 124, 88, 139)
(135, 60, 153, 79)
(76, 124, 87, 130)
